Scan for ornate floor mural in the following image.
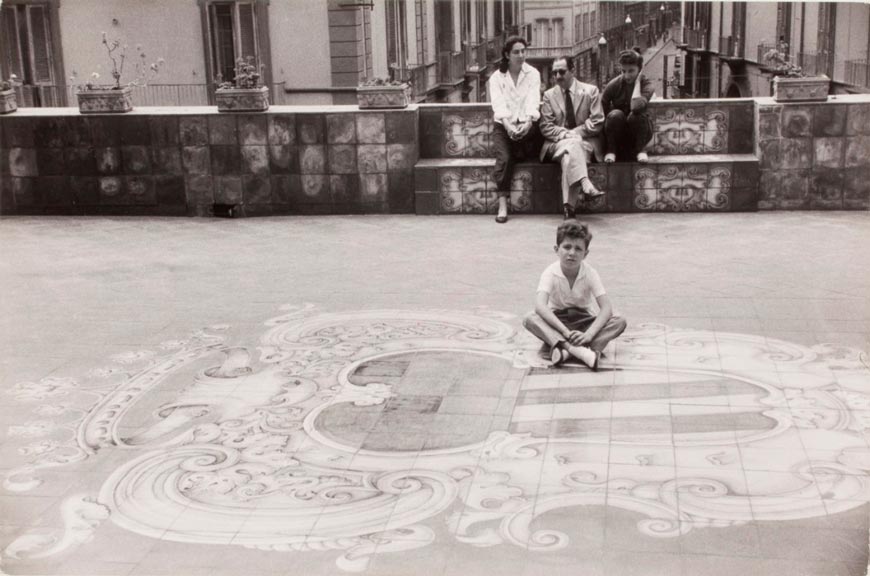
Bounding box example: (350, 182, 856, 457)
(2, 305, 870, 573)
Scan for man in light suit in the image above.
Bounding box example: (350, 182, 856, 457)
(539, 55, 605, 219)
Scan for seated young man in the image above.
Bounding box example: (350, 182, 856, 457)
(539, 55, 605, 220)
(602, 47, 654, 163)
(523, 220, 628, 371)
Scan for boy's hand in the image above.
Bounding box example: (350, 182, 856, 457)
(565, 330, 585, 346)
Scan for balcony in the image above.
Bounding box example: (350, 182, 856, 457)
(718, 36, 745, 60)
(846, 59, 870, 89)
(391, 62, 438, 101)
(682, 28, 708, 52)
(463, 41, 489, 72)
(438, 50, 466, 86)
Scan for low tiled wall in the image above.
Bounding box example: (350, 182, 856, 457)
(0, 107, 417, 216)
(0, 95, 868, 216)
(755, 95, 870, 210)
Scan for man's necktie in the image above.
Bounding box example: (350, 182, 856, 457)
(564, 89, 577, 130)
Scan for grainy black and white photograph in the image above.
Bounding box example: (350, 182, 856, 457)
(1, 1, 869, 575)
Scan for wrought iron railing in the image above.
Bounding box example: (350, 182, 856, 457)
(757, 43, 777, 66)
(12, 82, 291, 107)
(683, 28, 707, 51)
(846, 59, 870, 88)
(718, 35, 745, 59)
(391, 62, 437, 100)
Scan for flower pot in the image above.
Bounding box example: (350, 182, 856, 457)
(215, 86, 269, 112)
(76, 85, 134, 113)
(356, 84, 410, 109)
(772, 75, 830, 103)
(0, 89, 17, 114)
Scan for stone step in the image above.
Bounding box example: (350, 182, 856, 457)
(415, 154, 759, 214)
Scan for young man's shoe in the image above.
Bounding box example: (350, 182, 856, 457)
(604, 153, 616, 163)
(580, 177, 604, 197)
(568, 345, 599, 370)
(562, 203, 576, 220)
(636, 152, 649, 163)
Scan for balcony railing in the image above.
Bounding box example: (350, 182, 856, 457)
(797, 52, 823, 77)
(846, 59, 870, 88)
(486, 34, 504, 63)
(718, 35, 745, 59)
(757, 43, 777, 66)
(438, 50, 466, 85)
(391, 62, 437, 100)
(683, 28, 708, 51)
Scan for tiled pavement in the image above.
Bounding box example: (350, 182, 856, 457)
(1, 212, 869, 576)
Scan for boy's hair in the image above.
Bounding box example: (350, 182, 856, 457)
(499, 35, 528, 73)
(556, 220, 593, 248)
(618, 47, 643, 68)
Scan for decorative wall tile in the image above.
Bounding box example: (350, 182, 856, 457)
(387, 144, 414, 172)
(210, 146, 241, 175)
(813, 138, 844, 168)
(657, 188, 705, 211)
(729, 130, 754, 154)
(327, 114, 356, 144)
(329, 174, 360, 204)
(778, 138, 812, 170)
(122, 146, 152, 174)
(776, 170, 810, 209)
(633, 188, 657, 211)
(208, 115, 237, 145)
(297, 114, 326, 144)
(98, 176, 123, 203)
(757, 170, 779, 210)
(242, 175, 272, 204)
(844, 168, 870, 210)
(240, 146, 270, 175)
(9, 148, 37, 177)
(268, 115, 296, 146)
(650, 131, 680, 155)
(181, 147, 210, 175)
(64, 118, 94, 147)
(149, 117, 180, 146)
(808, 170, 844, 209)
(705, 188, 731, 211)
(36, 148, 65, 175)
(844, 136, 870, 167)
(701, 130, 728, 153)
(415, 167, 437, 191)
(812, 105, 847, 137)
(269, 145, 297, 174)
(440, 190, 462, 213)
(96, 147, 121, 175)
(214, 176, 243, 204)
(728, 104, 754, 134)
(238, 115, 268, 145)
(419, 109, 442, 158)
(439, 169, 462, 213)
(328, 145, 357, 174)
(656, 164, 684, 190)
(730, 187, 758, 212)
(185, 175, 214, 206)
(300, 145, 327, 174)
(463, 190, 489, 213)
(356, 113, 386, 144)
(11, 177, 38, 206)
(126, 176, 155, 204)
(415, 190, 440, 214)
(179, 117, 209, 146)
(443, 112, 491, 157)
(756, 106, 782, 142)
(33, 117, 66, 148)
(846, 104, 870, 136)
(360, 173, 388, 203)
(70, 176, 99, 205)
(3, 118, 35, 147)
(357, 144, 387, 173)
(386, 111, 416, 144)
(388, 170, 414, 214)
(781, 106, 813, 138)
(733, 162, 759, 188)
(155, 175, 186, 205)
(40, 176, 70, 205)
(152, 148, 183, 175)
(633, 166, 656, 191)
(119, 117, 151, 146)
(271, 174, 297, 205)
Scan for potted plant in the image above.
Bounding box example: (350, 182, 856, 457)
(215, 57, 269, 112)
(0, 74, 21, 114)
(763, 44, 829, 103)
(357, 77, 411, 109)
(73, 33, 163, 114)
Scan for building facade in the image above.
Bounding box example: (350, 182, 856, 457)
(677, 1, 870, 99)
(0, 0, 524, 107)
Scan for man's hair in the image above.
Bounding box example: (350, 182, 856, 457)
(553, 55, 574, 71)
(556, 220, 593, 248)
(618, 47, 643, 68)
(499, 35, 528, 72)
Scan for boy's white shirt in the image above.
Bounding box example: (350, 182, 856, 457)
(536, 260, 606, 311)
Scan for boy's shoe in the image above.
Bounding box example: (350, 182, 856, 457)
(590, 350, 601, 372)
(604, 153, 616, 163)
(550, 345, 567, 367)
(637, 152, 649, 163)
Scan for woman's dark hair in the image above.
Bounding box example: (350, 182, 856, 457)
(618, 46, 643, 68)
(499, 35, 528, 73)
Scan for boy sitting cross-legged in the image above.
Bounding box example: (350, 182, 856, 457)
(523, 220, 627, 370)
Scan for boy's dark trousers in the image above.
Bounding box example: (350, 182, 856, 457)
(523, 307, 628, 353)
(492, 123, 542, 195)
(604, 109, 653, 161)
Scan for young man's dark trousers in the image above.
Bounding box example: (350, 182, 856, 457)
(604, 109, 653, 161)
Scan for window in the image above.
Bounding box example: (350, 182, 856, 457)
(386, 0, 407, 71)
(415, 0, 428, 65)
(0, 1, 64, 106)
(201, 0, 271, 94)
(553, 19, 564, 47)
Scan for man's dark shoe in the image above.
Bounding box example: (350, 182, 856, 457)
(562, 203, 575, 220)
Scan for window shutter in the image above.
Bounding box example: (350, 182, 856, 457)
(238, 2, 257, 61)
(2, 7, 23, 78)
(386, 0, 397, 68)
(26, 5, 53, 83)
